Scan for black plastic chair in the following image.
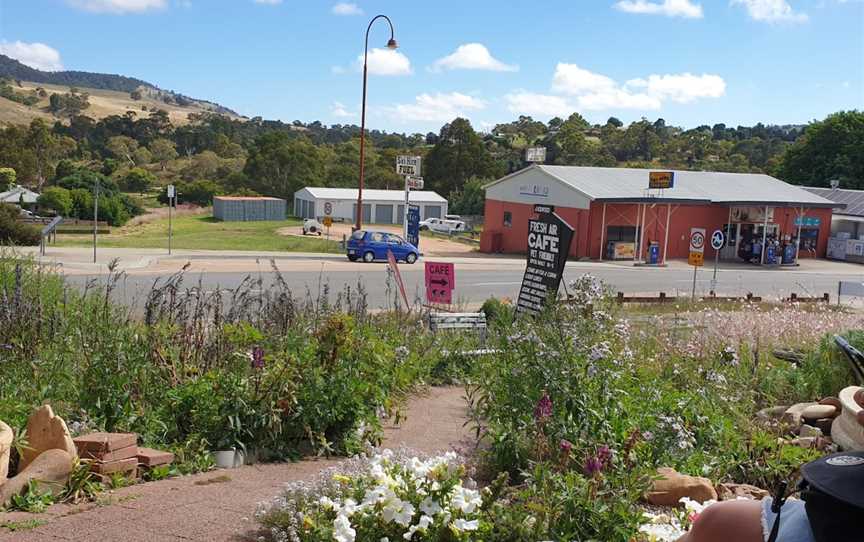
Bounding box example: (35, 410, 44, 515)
(833, 335, 864, 385)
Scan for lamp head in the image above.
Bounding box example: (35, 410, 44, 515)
(386, 38, 398, 49)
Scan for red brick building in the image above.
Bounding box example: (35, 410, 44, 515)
(480, 165, 839, 263)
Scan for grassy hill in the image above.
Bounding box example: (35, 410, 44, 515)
(0, 54, 241, 126)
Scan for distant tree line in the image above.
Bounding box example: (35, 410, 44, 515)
(0, 103, 860, 222)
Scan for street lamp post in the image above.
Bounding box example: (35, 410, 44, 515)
(355, 14, 397, 231)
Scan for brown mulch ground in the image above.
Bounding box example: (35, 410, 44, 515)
(0, 386, 472, 542)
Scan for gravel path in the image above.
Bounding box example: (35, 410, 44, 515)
(0, 386, 472, 542)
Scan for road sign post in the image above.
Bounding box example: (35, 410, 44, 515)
(710, 229, 725, 294)
(397, 156, 422, 241)
(167, 184, 175, 255)
(425, 261, 455, 305)
(688, 227, 706, 298)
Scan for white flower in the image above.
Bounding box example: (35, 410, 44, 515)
(402, 516, 433, 541)
(340, 499, 359, 517)
(451, 485, 482, 514)
(419, 497, 442, 516)
(319, 496, 337, 510)
(452, 518, 479, 531)
(383, 498, 415, 527)
(333, 514, 356, 542)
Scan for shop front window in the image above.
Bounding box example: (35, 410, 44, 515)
(503, 212, 512, 228)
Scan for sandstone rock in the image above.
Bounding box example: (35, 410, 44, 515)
(137, 447, 174, 467)
(0, 449, 74, 506)
(0, 420, 12, 482)
(20, 405, 76, 471)
(717, 483, 769, 501)
(801, 404, 838, 421)
(789, 436, 818, 449)
(819, 397, 842, 410)
(756, 405, 788, 422)
(645, 467, 718, 506)
(831, 386, 864, 451)
(799, 425, 823, 439)
(781, 402, 817, 431)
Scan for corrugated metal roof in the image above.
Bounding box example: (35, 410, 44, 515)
(0, 186, 39, 204)
(487, 165, 838, 207)
(298, 186, 447, 203)
(804, 187, 864, 217)
(214, 196, 284, 201)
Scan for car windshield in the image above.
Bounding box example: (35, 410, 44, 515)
(350, 230, 366, 241)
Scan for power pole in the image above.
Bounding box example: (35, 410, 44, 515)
(93, 177, 99, 264)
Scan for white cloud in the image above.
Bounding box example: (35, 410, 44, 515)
(431, 43, 518, 72)
(331, 101, 355, 118)
(614, 0, 704, 18)
(66, 0, 167, 13)
(514, 62, 725, 113)
(504, 92, 575, 117)
(731, 0, 808, 23)
(0, 41, 63, 71)
(626, 73, 726, 103)
(390, 92, 486, 122)
(356, 48, 412, 76)
(332, 2, 362, 15)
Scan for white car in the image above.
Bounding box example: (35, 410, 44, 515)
(418, 217, 467, 234)
(302, 218, 323, 235)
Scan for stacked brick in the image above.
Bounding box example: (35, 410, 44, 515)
(72, 432, 174, 476)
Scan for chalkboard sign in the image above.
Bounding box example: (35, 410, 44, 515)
(516, 208, 574, 316)
(407, 205, 420, 248)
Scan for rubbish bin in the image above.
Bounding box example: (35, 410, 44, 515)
(606, 241, 616, 260)
(648, 242, 660, 265)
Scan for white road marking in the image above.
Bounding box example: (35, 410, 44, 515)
(470, 281, 523, 286)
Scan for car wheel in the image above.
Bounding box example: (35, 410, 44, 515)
(348, 255, 358, 262)
(419, 225, 428, 231)
(309, 227, 317, 234)
(405, 252, 417, 264)
(363, 251, 375, 263)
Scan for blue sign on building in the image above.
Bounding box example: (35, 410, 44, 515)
(794, 217, 821, 227)
(407, 205, 420, 248)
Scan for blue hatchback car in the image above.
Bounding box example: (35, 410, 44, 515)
(347, 230, 420, 264)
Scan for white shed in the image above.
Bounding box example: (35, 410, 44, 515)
(0, 185, 39, 205)
(293, 187, 448, 224)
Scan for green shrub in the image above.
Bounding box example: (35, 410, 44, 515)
(37, 186, 72, 216)
(0, 204, 40, 246)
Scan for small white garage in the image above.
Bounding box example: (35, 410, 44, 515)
(293, 187, 448, 224)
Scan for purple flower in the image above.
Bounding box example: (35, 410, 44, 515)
(252, 346, 265, 369)
(597, 445, 613, 466)
(533, 392, 553, 422)
(560, 439, 573, 454)
(583, 456, 603, 476)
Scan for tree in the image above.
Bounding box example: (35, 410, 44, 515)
(133, 146, 153, 166)
(0, 204, 40, 246)
(37, 186, 72, 216)
(121, 168, 155, 194)
(0, 168, 15, 191)
(156, 180, 221, 206)
(149, 138, 178, 170)
(243, 133, 325, 199)
(606, 117, 623, 128)
(448, 176, 487, 216)
(106, 136, 139, 165)
(130, 89, 143, 100)
(425, 118, 502, 195)
(775, 110, 864, 188)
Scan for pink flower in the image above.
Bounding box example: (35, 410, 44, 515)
(560, 439, 573, 454)
(534, 392, 553, 422)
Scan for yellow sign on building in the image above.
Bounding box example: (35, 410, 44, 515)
(649, 171, 675, 189)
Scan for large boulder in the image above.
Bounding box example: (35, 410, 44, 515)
(20, 405, 76, 471)
(832, 386, 864, 451)
(0, 449, 74, 506)
(645, 467, 718, 506)
(0, 420, 12, 482)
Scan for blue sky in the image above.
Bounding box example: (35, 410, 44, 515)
(0, 0, 862, 134)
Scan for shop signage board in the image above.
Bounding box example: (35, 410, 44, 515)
(324, 202, 333, 216)
(406, 175, 424, 190)
(525, 147, 546, 163)
(396, 155, 421, 176)
(516, 205, 575, 316)
(386, 250, 410, 309)
(648, 171, 675, 190)
(794, 216, 821, 227)
(407, 205, 420, 248)
(425, 261, 454, 304)
(731, 207, 774, 223)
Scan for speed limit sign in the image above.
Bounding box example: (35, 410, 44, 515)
(689, 228, 706, 254)
(324, 202, 333, 216)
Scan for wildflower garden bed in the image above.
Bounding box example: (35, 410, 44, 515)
(1, 256, 862, 541)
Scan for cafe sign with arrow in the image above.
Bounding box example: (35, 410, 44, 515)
(425, 261, 455, 305)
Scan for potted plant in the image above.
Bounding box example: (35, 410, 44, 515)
(211, 415, 248, 469)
